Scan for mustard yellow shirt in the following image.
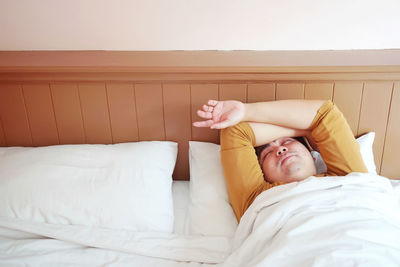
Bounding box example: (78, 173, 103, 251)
(220, 100, 368, 221)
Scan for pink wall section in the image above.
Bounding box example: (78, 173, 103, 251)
(0, 0, 399, 51)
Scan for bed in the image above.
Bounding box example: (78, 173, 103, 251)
(0, 51, 400, 266)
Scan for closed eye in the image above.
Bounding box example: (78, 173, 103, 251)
(261, 150, 272, 163)
(283, 139, 293, 145)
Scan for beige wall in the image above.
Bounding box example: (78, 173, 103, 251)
(0, 0, 399, 51)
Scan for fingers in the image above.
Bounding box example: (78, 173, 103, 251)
(199, 100, 218, 114)
(192, 100, 220, 128)
(208, 100, 218, 106)
(202, 104, 214, 113)
(197, 110, 212, 119)
(192, 120, 214, 128)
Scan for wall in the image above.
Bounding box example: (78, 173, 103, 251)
(1, 0, 399, 51)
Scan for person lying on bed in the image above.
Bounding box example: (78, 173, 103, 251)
(193, 99, 368, 222)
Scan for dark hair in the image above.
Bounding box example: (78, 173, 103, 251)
(294, 136, 310, 150)
(255, 136, 311, 160)
(255, 144, 269, 159)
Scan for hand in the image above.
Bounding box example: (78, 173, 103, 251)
(192, 100, 245, 129)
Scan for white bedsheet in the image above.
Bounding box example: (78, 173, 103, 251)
(1, 173, 400, 266)
(0, 180, 225, 266)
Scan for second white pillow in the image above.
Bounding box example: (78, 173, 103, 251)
(188, 141, 237, 237)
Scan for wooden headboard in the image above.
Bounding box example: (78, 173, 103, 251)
(0, 51, 399, 180)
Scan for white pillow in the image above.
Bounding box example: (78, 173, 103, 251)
(357, 132, 377, 174)
(0, 142, 177, 233)
(188, 141, 237, 237)
(313, 132, 377, 174)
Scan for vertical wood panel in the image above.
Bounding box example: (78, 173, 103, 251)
(163, 84, 191, 180)
(0, 84, 32, 146)
(0, 117, 6, 146)
(276, 83, 304, 100)
(332, 82, 363, 135)
(357, 82, 393, 174)
(247, 83, 275, 103)
(135, 84, 165, 141)
(381, 82, 400, 179)
(22, 84, 59, 146)
(305, 82, 333, 100)
(51, 83, 85, 144)
(79, 83, 113, 144)
(219, 84, 247, 102)
(191, 84, 219, 143)
(106, 83, 138, 143)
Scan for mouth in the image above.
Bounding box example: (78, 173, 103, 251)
(279, 154, 295, 166)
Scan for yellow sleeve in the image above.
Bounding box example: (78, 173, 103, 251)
(220, 122, 280, 222)
(309, 100, 368, 176)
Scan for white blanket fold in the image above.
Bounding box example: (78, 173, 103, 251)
(0, 216, 231, 263)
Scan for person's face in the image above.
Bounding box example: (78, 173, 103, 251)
(258, 137, 316, 183)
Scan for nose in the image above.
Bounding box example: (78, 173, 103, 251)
(276, 146, 288, 156)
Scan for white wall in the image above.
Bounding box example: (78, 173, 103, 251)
(0, 0, 399, 51)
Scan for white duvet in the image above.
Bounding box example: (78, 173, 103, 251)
(1, 173, 400, 267)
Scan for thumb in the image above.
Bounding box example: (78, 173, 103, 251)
(210, 121, 231, 129)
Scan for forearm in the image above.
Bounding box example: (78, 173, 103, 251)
(244, 100, 325, 130)
(248, 122, 310, 146)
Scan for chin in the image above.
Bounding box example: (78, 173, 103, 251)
(285, 162, 314, 180)
(284, 171, 311, 183)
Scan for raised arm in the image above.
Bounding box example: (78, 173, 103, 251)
(193, 99, 325, 129)
(243, 99, 325, 130)
(193, 99, 324, 146)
